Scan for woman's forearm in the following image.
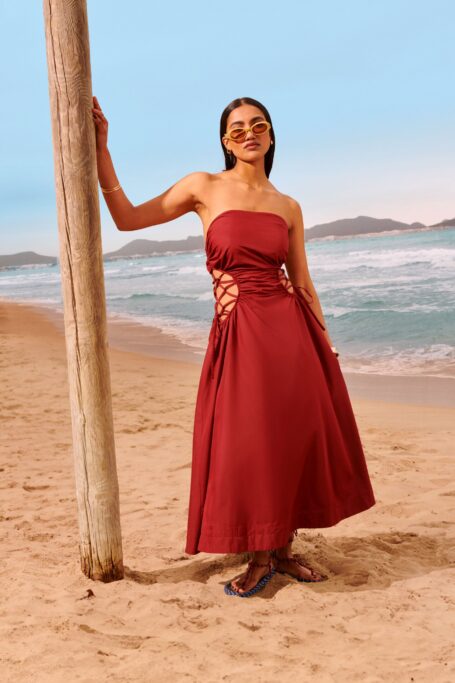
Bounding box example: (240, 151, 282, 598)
(296, 279, 335, 347)
(307, 281, 328, 332)
(312, 293, 335, 348)
(96, 146, 134, 230)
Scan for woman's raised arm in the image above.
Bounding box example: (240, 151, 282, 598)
(92, 95, 206, 231)
(124, 170, 208, 232)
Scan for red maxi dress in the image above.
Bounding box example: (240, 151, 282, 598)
(185, 209, 376, 555)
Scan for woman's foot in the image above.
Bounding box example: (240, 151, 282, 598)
(273, 530, 327, 582)
(227, 551, 275, 596)
(273, 553, 327, 582)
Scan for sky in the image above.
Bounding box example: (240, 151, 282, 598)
(0, 0, 454, 256)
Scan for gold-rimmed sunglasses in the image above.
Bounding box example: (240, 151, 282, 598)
(224, 120, 272, 143)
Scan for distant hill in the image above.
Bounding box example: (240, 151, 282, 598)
(0, 251, 57, 269)
(103, 235, 202, 260)
(0, 214, 450, 268)
(305, 215, 427, 240)
(103, 215, 433, 258)
(429, 217, 455, 228)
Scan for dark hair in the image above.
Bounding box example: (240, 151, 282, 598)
(219, 97, 275, 178)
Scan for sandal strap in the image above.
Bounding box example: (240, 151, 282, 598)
(275, 555, 321, 575)
(274, 554, 307, 567)
(276, 555, 305, 565)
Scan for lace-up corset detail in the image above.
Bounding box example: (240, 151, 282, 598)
(211, 268, 240, 328)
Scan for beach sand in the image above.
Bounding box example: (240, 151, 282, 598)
(1, 298, 454, 682)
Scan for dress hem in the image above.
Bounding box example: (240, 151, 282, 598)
(184, 495, 376, 555)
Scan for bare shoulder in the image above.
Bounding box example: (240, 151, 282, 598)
(283, 195, 303, 224)
(124, 171, 213, 231)
(271, 193, 302, 232)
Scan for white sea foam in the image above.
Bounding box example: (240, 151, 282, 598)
(108, 310, 210, 350)
(341, 344, 455, 378)
(312, 247, 455, 272)
(173, 265, 208, 276)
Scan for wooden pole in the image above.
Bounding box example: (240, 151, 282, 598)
(42, 0, 124, 581)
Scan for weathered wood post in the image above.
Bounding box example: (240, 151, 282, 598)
(42, 0, 124, 581)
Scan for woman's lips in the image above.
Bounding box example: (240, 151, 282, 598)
(244, 143, 259, 149)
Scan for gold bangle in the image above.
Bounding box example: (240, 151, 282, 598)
(101, 183, 121, 194)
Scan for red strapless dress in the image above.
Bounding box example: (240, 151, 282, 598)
(185, 209, 375, 555)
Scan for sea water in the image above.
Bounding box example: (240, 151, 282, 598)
(1, 226, 454, 378)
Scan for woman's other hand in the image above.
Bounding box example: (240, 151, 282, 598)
(92, 95, 108, 151)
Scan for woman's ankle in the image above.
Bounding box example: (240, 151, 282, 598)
(274, 535, 294, 559)
(253, 550, 271, 564)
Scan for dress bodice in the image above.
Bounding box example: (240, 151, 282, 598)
(205, 209, 290, 273)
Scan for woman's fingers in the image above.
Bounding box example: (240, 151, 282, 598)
(91, 96, 108, 148)
(92, 107, 107, 121)
(91, 96, 106, 120)
(92, 96, 103, 113)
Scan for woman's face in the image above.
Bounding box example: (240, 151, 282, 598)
(223, 104, 272, 163)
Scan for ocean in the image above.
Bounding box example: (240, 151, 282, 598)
(1, 226, 454, 378)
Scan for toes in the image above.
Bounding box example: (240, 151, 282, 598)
(308, 569, 327, 582)
(230, 578, 244, 593)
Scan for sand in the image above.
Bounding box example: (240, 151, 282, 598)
(1, 298, 454, 683)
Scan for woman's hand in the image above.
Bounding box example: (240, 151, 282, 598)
(323, 332, 340, 357)
(91, 95, 108, 151)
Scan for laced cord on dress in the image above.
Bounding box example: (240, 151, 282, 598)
(278, 268, 326, 331)
(211, 269, 239, 325)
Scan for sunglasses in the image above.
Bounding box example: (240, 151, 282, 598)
(224, 120, 272, 143)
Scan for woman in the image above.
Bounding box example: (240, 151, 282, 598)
(92, 95, 376, 598)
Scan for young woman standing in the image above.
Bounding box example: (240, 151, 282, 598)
(92, 95, 376, 598)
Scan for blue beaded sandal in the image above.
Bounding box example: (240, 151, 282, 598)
(224, 554, 276, 598)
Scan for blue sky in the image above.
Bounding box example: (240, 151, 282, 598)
(1, 0, 454, 256)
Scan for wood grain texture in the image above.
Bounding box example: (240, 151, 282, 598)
(42, 0, 124, 581)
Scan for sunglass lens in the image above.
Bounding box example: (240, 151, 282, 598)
(252, 122, 268, 134)
(230, 128, 246, 141)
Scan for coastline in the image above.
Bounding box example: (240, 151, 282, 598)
(2, 296, 454, 407)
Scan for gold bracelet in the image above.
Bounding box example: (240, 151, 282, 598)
(100, 183, 121, 194)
